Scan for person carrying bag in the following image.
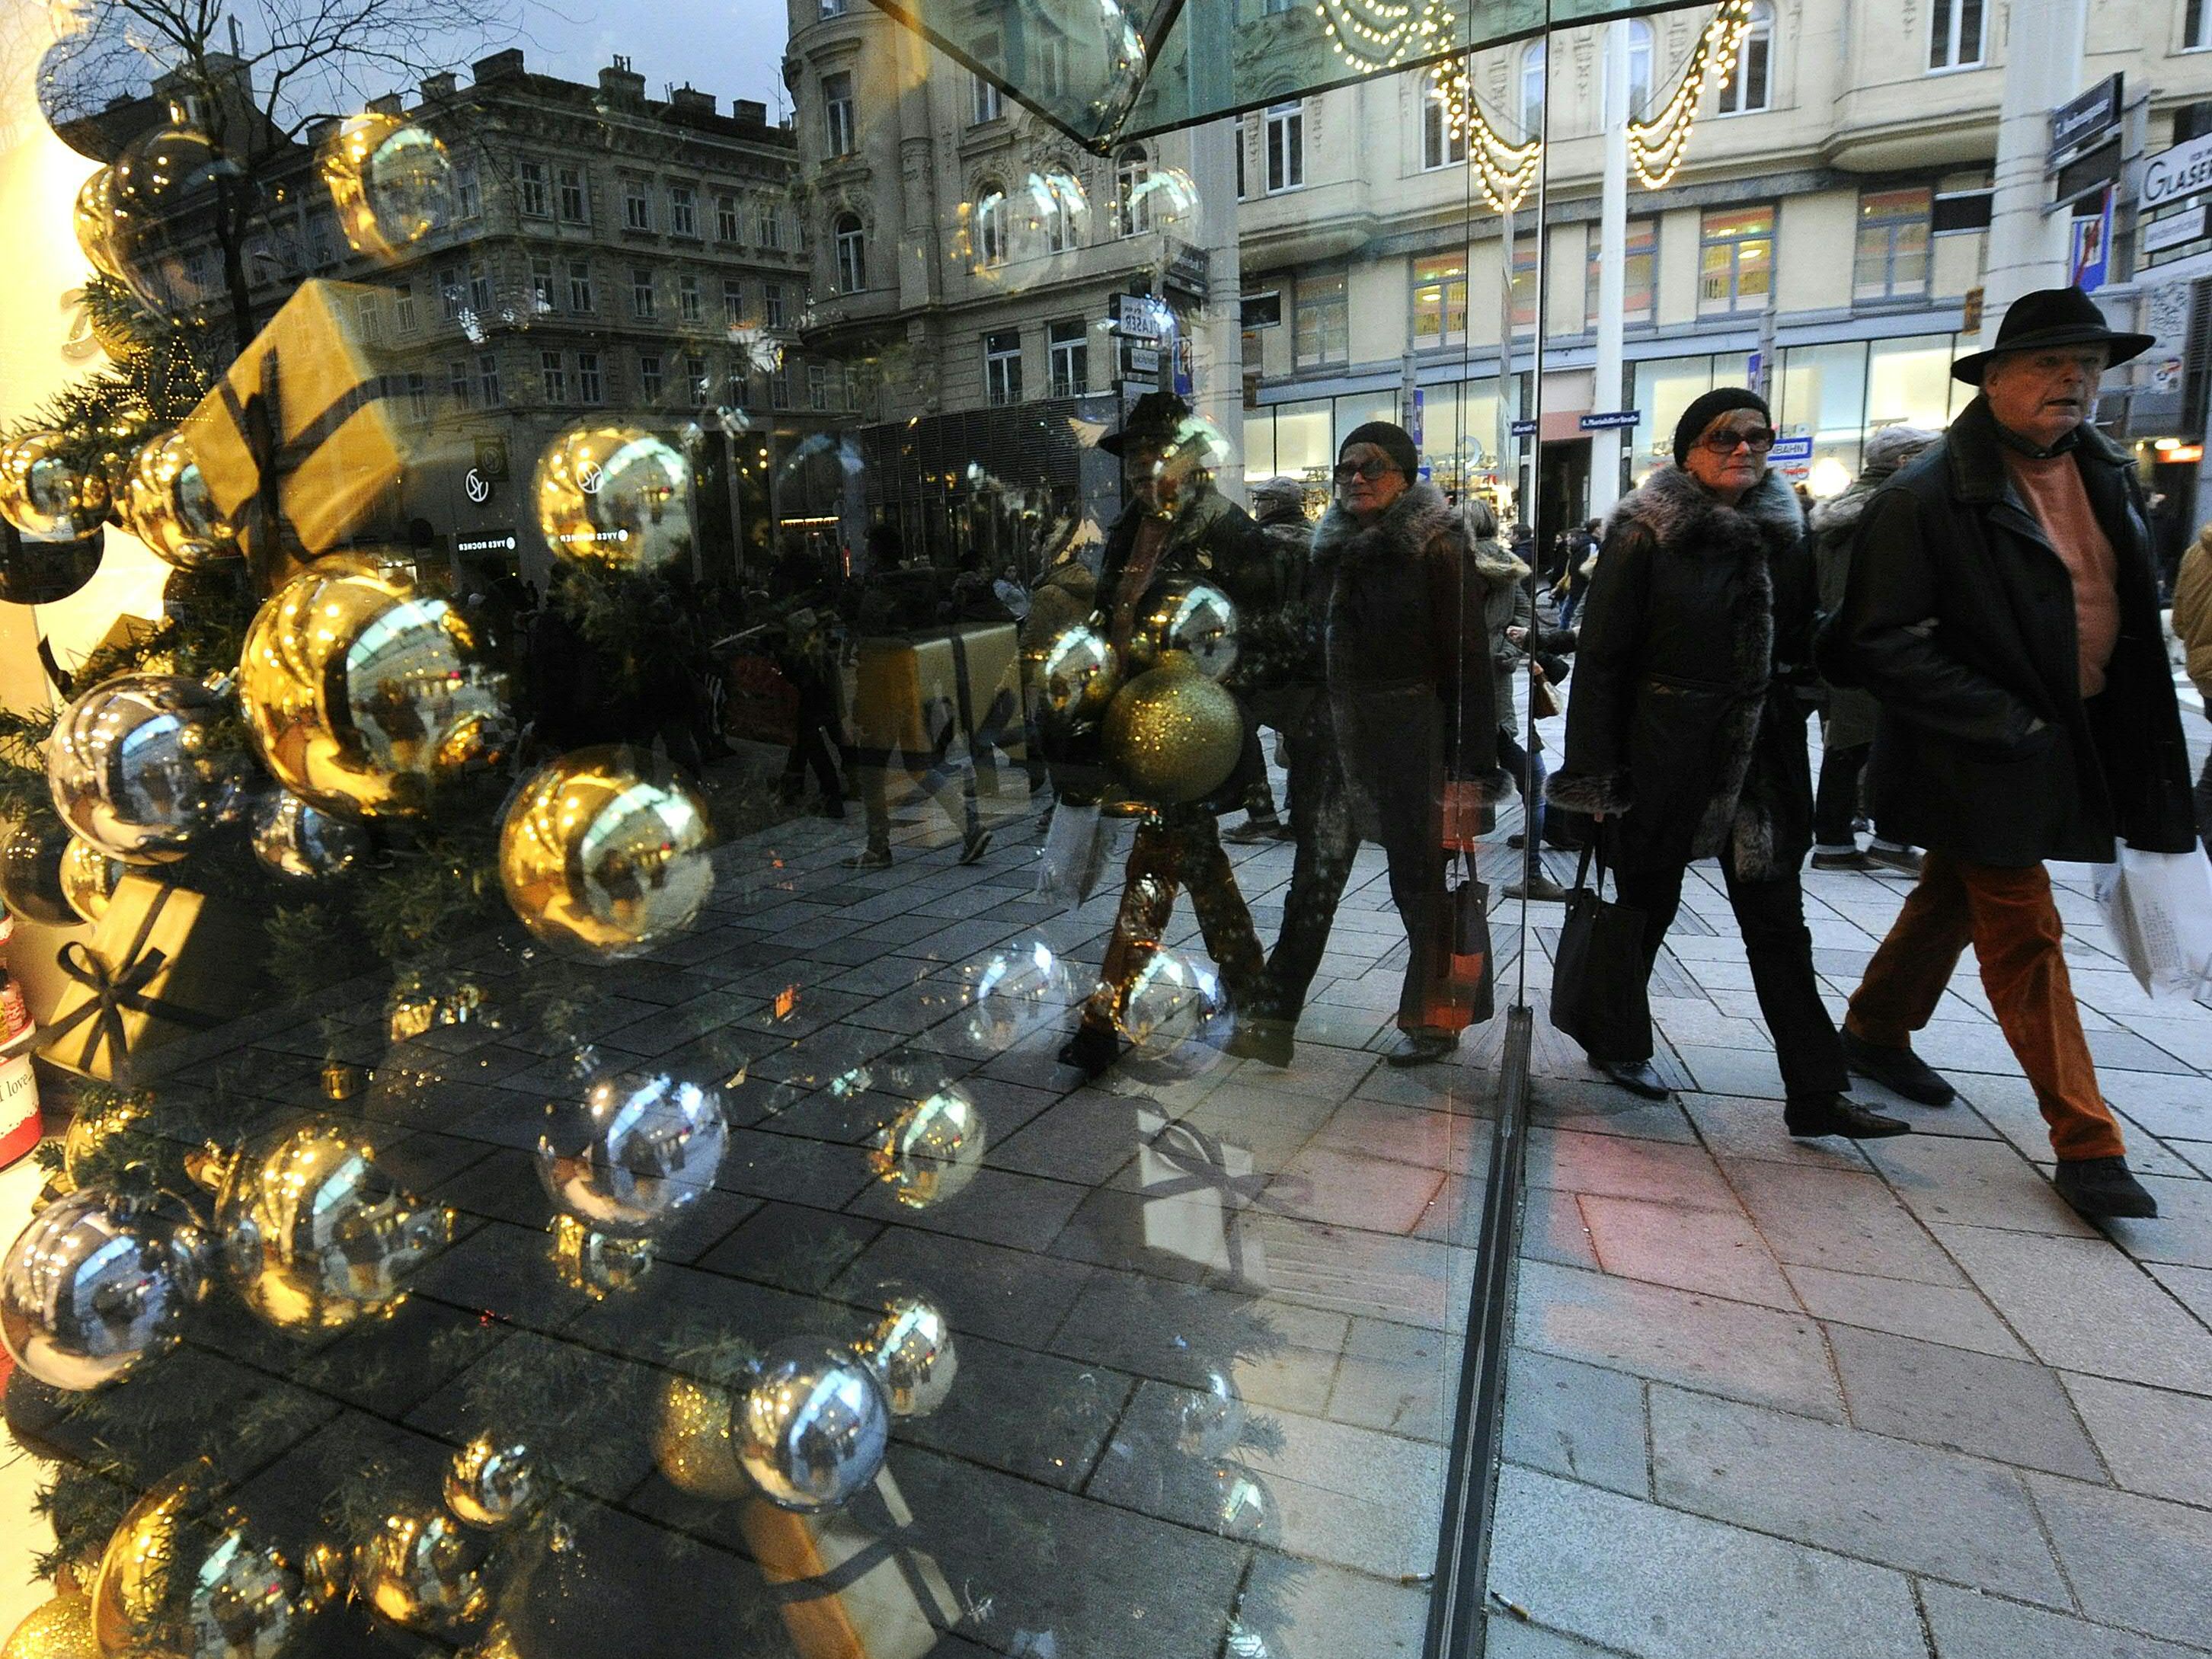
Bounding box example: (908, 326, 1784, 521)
(1549, 843, 1650, 1062)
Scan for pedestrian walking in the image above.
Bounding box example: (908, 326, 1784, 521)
(2173, 523, 2212, 852)
(1823, 286, 2194, 1219)
(1807, 426, 1939, 874)
(1220, 475, 1307, 845)
(1547, 387, 1905, 1140)
(1466, 498, 1568, 902)
(1310, 420, 1506, 1067)
(1558, 519, 1601, 628)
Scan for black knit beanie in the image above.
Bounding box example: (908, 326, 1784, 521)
(1671, 387, 1771, 466)
(1338, 420, 1421, 481)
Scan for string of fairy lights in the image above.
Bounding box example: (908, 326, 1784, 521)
(1314, 0, 1758, 212)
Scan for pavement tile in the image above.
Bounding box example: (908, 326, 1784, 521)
(2062, 1373, 2212, 1507)
(1648, 1385, 2070, 1604)
(2026, 1472, 2212, 1650)
(1826, 1324, 2103, 1478)
(1725, 1159, 1966, 1284)
(1522, 1184, 1602, 1271)
(2143, 1261, 2212, 1328)
(1328, 1315, 1459, 1442)
(1264, 1142, 1450, 1235)
(1782, 1263, 2028, 1359)
(1525, 1127, 1739, 1211)
(2101, 1174, 2212, 1271)
(1501, 1347, 1650, 1499)
(1244, 1555, 1430, 1657)
(1576, 1193, 1800, 1309)
(1919, 1582, 2208, 1659)
(1679, 1092, 1873, 1168)
(1865, 1136, 2100, 1236)
(1526, 1076, 1700, 1143)
(1486, 1464, 1926, 1659)
(842, 1162, 1088, 1251)
(1514, 1259, 1844, 1420)
(1934, 1226, 2212, 1392)
(832, 1226, 1092, 1347)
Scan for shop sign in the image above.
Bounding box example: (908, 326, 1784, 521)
(2140, 130, 2212, 210)
(1127, 345, 1160, 372)
(456, 530, 518, 556)
(1113, 293, 1162, 338)
(1767, 436, 1814, 464)
(2143, 204, 2208, 255)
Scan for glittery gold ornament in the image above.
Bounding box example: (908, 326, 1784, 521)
(123, 430, 237, 569)
(209, 1123, 452, 1336)
(73, 168, 123, 283)
(868, 1087, 985, 1210)
(90, 1469, 317, 1659)
(352, 1507, 491, 1639)
(497, 746, 714, 961)
(1101, 654, 1242, 805)
(532, 424, 693, 571)
(1, 1591, 94, 1659)
(59, 1094, 145, 1188)
(651, 1372, 753, 1500)
(318, 113, 452, 264)
(58, 836, 122, 924)
(236, 555, 512, 820)
(0, 431, 109, 540)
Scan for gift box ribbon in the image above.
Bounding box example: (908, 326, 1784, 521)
(217, 344, 393, 577)
(761, 1483, 950, 1627)
(44, 884, 225, 1074)
(1142, 1117, 1312, 1280)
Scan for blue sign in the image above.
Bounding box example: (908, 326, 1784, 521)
(1745, 350, 1763, 388)
(1510, 418, 1539, 438)
(1767, 436, 1815, 464)
(2071, 188, 2114, 294)
(1410, 388, 1425, 447)
(1578, 410, 1641, 432)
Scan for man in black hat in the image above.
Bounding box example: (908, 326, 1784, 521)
(1823, 286, 2199, 1220)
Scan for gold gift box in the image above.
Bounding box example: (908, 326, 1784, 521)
(853, 623, 1021, 758)
(40, 874, 258, 1083)
(738, 1469, 958, 1659)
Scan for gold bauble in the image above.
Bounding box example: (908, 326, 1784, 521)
(651, 1373, 753, 1499)
(0, 431, 109, 540)
(868, 1086, 985, 1210)
(1101, 654, 1243, 805)
(90, 1471, 313, 1659)
(58, 836, 122, 924)
(351, 1507, 491, 1638)
(73, 168, 122, 283)
(2, 1593, 94, 1659)
(531, 424, 693, 571)
(211, 1123, 452, 1335)
(60, 1093, 145, 1188)
(318, 113, 452, 264)
(237, 555, 512, 820)
(497, 746, 714, 962)
(443, 1434, 539, 1529)
(123, 430, 237, 569)
(545, 1213, 654, 1298)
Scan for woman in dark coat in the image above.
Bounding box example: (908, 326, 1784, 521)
(1546, 388, 1904, 1140)
(1312, 421, 1506, 1066)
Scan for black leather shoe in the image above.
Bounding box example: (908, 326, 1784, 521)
(2054, 1156, 2159, 1219)
(1225, 1018, 1295, 1069)
(1840, 1031, 1955, 1105)
(1594, 1059, 1675, 1101)
(1057, 1024, 1120, 1079)
(1785, 1093, 1911, 1140)
(1386, 1030, 1459, 1067)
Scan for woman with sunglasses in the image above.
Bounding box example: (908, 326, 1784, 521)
(1545, 388, 1907, 1140)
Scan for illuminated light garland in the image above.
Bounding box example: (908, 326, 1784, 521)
(1315, 0, 1453, 72)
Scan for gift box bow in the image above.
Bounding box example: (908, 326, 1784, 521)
(218, 344, 394, 567)
(1140, 1117, 1311, 1280)
(760, 1479, 956, 1629)
(43, 884, 225, 1074)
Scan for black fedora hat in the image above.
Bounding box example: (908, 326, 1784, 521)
(1100, 391, 1194, 456)
(1951, 286, 2155, 385)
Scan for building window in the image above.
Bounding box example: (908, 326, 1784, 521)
(478, 351, 502, 406)
(984, 330, 1023, 404)
(975, 184, 1009, 267)
(1699, 204, 1775, 315)
(446, 358, 471, 404)
(2191, 0, 2212, 49)
(1718, 1, 1772, 111)
(764, 283, 785, 328)
(679, 272, 702, 321)
(567, 259, 594, 312)
(669, 184, 698, 238)
(688, 353, 710, 406)
(1117, 145, 1152, 236)
(394, 282, 417, 334)
(716, 193, 740, 241)
(1294, 270, 1348, 366)
(1853, 187, 1933, 302)
(453, 159, 480, 219)
(1928, 0, 1983, 69)
(820, 0, 845, 14)
(1584, 216, 1659, 328)
(577, 351, 603, 405)
(971, 73, 1002, 124)
(808, 361, 830, 410)
(1264, 101, 1305, 192)
(631, 266, 656, 317)
(529, 256, 555, 313)
(723, 278, 745, 325)
(440, 264, 465, 319)
(823, 71, 857, 156)
(624, 181, 652, 231)
(770, 364, 792, 408)
(639, 353, 663, 401)
(541, 350, 567, 404)
(1049, 318, 1088, 395)
(1422, 69, 1468, 170)
(1606, 18, 1654, 118)
(833, 213, 866, 290)
(406, 372, 430, 420)
(1411, 254, 1469, 347)
(1511, 233, 1539, 331)
(1036, 36, 1070, 95)
(518, 158, 549, 218)
(1520, 39, 1546, 138)
(1039, 174, 1079, 252)
(468, 265, 491, 315)
(558, 165, 587, 222)
(757, 198, 785, 248)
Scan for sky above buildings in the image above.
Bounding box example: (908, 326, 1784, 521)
(496, 0, 796, 118)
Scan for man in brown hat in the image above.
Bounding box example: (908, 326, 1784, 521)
(1823, 287, 2199, 1219)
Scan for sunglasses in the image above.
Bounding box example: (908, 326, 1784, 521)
(1332, 459, 1403, 484)
(1700, 427, 1777, 455)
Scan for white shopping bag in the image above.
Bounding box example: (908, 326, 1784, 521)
(2092, 845, 2212, 1003)
(1032, 800, 1108, 913)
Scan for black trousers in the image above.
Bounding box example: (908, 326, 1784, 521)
(1260, 693, 1355, 1023)
(1609, 860, 1848, 1101)
(1813, 742, 1869, 848)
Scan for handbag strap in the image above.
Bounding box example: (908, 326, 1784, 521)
(1571, 836, 1610, 899)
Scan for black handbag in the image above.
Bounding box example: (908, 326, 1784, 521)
(1446, 852, 1494, 1025)
(1550, 842, 1651, 1061)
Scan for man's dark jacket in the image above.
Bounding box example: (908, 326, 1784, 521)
(1819, 396, 2195, 865)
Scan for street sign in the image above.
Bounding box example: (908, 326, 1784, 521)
(1578, 410, 1641, 432)
(2049, 74, 2123, 168)
(1510, 418, 1539, 438)
(1766, 436, 1815, 464)
(2070, 189, 2115, 293)
(1745, 350, 1763, 388)
(2144, 203, 2209, 255)
(2141, 131, 2212, 210)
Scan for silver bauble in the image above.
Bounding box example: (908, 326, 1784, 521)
(213, 1124, 452, 1336)
(868, 1087, 985, 1210)
(47, 673, 252, 862)
(250, 791, 372, 881)
(535, 1071, 727, 1237)
(1212, 1461, 1280, 1544)
(1175, 1367, 1247, 1459)
(731, 1339, 891, 1513)
(1112, 946, 1233, 1082)
(1037, 625, 1119, 718)
(443, 1434, 540, 1529)
(855, 1287, 957, 1419)
(1130, 580, 1238, 682)
(957, 937, 1072, 1052)
(0, 1185, 209, 1390)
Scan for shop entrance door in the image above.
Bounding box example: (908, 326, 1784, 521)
(1538, 438, 1591, 578)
